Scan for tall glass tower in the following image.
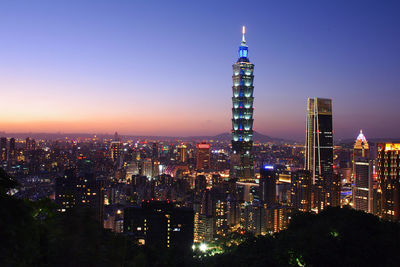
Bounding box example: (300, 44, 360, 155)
(231, 26, 255, 181)
(305, 98, 339, 211)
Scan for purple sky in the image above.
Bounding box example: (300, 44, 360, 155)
(0, 0, 399, 140)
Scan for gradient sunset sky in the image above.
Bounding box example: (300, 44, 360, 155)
(1, 0, 399, 140)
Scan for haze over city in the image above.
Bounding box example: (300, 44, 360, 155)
(1, 0, 400, 140)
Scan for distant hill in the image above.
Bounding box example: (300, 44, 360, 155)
(212, 131, 290, 143)
(1, 131, 293, 144)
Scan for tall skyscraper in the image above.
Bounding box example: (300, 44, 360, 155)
(231, 26, 255, 181)
(352, 130, 373, 213)
(305, 98, 335, 211)
(376, 143, 400, 222)
(196, 142, 210, 171)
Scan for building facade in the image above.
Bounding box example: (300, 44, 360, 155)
(376, 143, 400, 222)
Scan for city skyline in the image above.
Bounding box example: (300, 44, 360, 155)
(1, 1, 400, 140)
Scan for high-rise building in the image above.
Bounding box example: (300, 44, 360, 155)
(352, 130, 373, 213)
(196, 142, 210, 171)
(110, 141, 121, 162)
(178, 144, 187, 163)
(305, 97, 335, 211)
(376, 143, 400, 222)
(259, 165, 277, 206)
(231, 26, 255, 181)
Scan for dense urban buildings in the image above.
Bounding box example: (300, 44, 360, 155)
(230, 26, 255, 181)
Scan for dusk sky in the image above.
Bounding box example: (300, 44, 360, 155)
(1, 0, 399, 140)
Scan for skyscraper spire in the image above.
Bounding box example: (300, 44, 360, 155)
(242, 26, 246, 44)
(238, 26, 249, 59)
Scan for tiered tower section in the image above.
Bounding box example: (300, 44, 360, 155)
(231, 26, 255, 181)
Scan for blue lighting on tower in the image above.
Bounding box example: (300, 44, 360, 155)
(239, 46, 248, 58)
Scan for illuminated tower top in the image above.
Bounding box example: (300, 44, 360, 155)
(354, 130, 369, 158)
(238, 26, 249, 60)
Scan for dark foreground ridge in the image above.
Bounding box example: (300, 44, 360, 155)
(1, 168, 400, 267)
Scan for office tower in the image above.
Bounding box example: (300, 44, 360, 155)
(291, 170, 312, 212)
(0, 137, 7, 161)
(353, 130, 372, 212)
(259, 165, 277, 206)
(177, 144, 187, 163)
(305, 97, 334, 211)
(376, 143, 400, 222)
(231, 26, 255, 181)
(196, 142, 210, 170)
(124, 201, 194, 251)
(110, 141, 121, 162)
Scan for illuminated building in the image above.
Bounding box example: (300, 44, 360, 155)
(152, 160, 160, 178)
(196, 142, 210, 170)
(290, 170, 312, 212)
(0, 137, 7, 161)
(352, 130, 373, 213)
(260, 165, 277, 206)
(110, 141, 121, 162)
(305, 97, 336, 211)
(353, 130, 369, 158)
(376, 143, 400, 222)
(231, 26, 255, 181)
(194, 189, 215, 243)
(194, 213, 214, 243)
(178, 144, 187, 163)
(141, 158, 153, 178)
(124, 201, 194, 251)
